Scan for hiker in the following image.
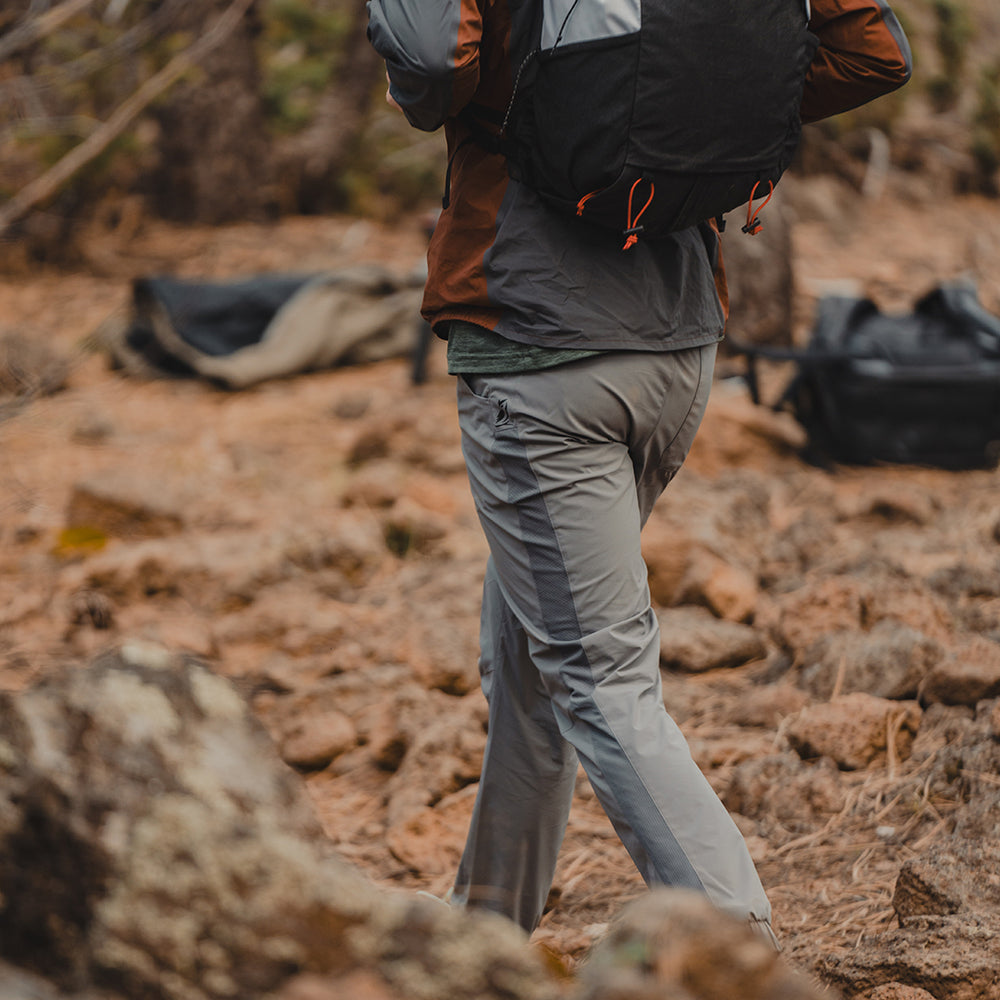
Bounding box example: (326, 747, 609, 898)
(367, 0, 911, 937)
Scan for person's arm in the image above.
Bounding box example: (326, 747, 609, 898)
(801, 0, 912, 123)
(366, 0, 483, 132)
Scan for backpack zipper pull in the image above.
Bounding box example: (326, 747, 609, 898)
(622, 178, 655, 250)
(742, 180, 774, 236)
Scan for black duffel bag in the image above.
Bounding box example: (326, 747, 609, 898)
(734, 282, 1000, 469)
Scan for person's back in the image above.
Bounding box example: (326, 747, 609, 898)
(367, 0, 911, 938)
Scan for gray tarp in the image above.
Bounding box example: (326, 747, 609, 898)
(99, 265, 426, 389)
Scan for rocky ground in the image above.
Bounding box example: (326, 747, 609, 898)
(1, 173, 1000, 999)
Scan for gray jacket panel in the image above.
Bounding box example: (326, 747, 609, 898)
(487, 182, 726, 350)
(366, 0, 464, 132)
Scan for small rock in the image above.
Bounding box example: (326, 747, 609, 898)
(642, 520, 695, 607)
(821, 918, 1000, 1000)
(115, 609, 217, 659)
(341, 463, 404, 510)
(868, 985, 939, 1000)
(331, 391, 373, 421)
(355, 692, 430, 773)
(0, 585, 50, 629)
(252, 654, 328, 695)
(579, 888, 825, 1000)
(66, 472, 185, 540)
(348, 422, 399, 465)
(400, 475, 461, 519)
(59, 528, 378, 615)
(918, 636, 1000, 707)
(68, 589, 116, 630)
(892, 842, 1000, 923)
(680, 552, 759, 623)
(212, 587, 351, 655)
(769, 577, 954, 656)
(797, 622, 942, 701)
(422, 444, 467, 477)
(725, 683, 809, 728)
(385, 785, 477, 875)
(784, 693, 922, 770)
(768, 578, 864, 653)
(385, 702, 486, 828)
(400, 619, 481, 696)
(280, 709, 357, 770)
(658, 606, 767, 673)
(839, 485, 937, 526)
(724, 755, 846, 830)
(0, 330, 70, 400)
(686, 384, 807, 473)
(70, 411, 115, 444)
(381, 497, 450, 557)
(268, 970, 403, 1000)
(860, 582, 954, 645)
(928, 561, 1000, 600)
(282, 516, 386, 582)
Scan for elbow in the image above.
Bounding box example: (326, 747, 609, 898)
(368, 2, 480, 131)
(879, 5, 914, 90)
(389, 72, 452, 132)
(386, 58, 480, 132)
(895, 54, 913, 89)
(885, 35, 913, 91)
(869, 52, 912, 101)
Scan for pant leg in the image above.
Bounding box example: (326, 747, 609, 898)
(451, 558, 579, 932)
(454, 345, 771, 925)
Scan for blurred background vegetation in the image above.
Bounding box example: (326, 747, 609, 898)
(0, 0, 997, 265)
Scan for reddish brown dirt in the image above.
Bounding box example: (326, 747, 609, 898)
(2, 180, 999, 993)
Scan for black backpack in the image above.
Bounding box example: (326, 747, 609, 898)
(738, 283, 1000, 469)
(471, 0, 818, 246)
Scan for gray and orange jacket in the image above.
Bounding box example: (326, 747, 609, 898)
(367, 0, 911, 350)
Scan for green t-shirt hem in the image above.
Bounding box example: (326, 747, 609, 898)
(446, 320, 603, 375)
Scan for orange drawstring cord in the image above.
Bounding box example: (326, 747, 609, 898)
(742, 179, 774, 236)
(622, 178, 654, 250)
(576, 190, 597, 216)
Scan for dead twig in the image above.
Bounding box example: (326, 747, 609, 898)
(830, 653, 848, 700)
(0, 0, 96, 63)
(0, 0, 253, 239)
(960, 768, 1000, 789)
(909, 816, 949, 852)
(885, 708, 905, 781)
(772, 784, 866, 857)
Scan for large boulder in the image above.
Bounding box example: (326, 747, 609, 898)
(0, 646, 557, 1000)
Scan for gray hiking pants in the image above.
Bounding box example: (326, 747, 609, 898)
(451, 343, 771, 933)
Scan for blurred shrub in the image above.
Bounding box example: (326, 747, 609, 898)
(927, 0, 973, 111)
(259, 0, 351, 134)
(971, 62, 1000, 192)
(337, 95, 446, 220)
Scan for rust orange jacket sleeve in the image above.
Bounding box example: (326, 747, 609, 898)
(802, 0, 912, 123)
